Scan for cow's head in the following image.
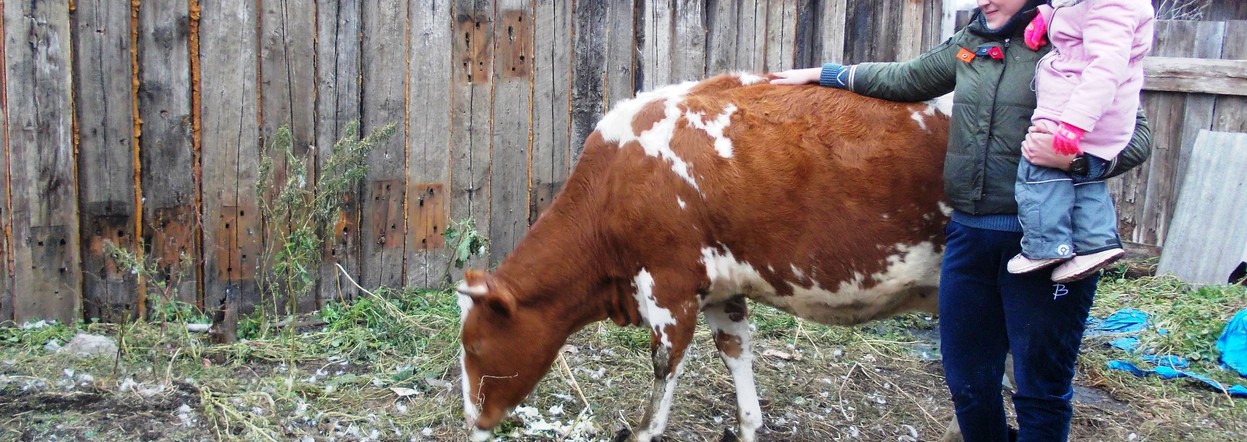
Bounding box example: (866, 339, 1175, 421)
(457, 269, 564, 439)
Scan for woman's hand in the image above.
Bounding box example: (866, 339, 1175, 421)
(770, 68, 821, 85)
(1022, 125, 1075, 170)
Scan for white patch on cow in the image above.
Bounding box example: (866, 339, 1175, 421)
(928, 93, 954, 116)
(633, 269, 677, 348)
(677, 197, 687, 209)
(736, 72, 767, 85)
(457, 294, 480, 429)
(636, 359, 687, 442)
(700, 246, 776, 306)
(790, 265, 806, 283)
(938, 201, 954, 217)
(766, 242, 942, 324)
(911, 110, 929, 132)
(468, 428, 491, 442)
(595, 81, 703, 191)
(685, 103, 738, 158)
(704, 304, 763, 442)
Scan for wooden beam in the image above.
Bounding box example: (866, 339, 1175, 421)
(315, 0, 362, 303)
(1143, 56, 1247, 96)
(405, 0, 453, 288)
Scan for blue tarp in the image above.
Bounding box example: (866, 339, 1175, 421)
(1090, 308, 1247, 398)
(1216, 309, 1247, 377)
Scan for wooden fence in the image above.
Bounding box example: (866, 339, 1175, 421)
(2, 1, 1243, 325)
(0, 0, 950, 324)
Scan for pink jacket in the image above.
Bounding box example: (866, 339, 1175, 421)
(1032, 0, 1155, 160)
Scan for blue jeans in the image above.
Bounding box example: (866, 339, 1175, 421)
(940, 221, 1098, 442)
(1015, 157, 1121, 259)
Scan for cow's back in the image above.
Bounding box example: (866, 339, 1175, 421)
(572, 74, 951, 326)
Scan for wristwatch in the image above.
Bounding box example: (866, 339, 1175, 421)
(1069, 154, 1089, 176)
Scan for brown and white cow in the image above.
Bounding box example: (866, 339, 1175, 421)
(457, 73, 953, 441)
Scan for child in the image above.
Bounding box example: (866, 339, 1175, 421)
(1008, 0, 1155, 282)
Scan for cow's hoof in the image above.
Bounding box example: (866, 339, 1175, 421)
(612, 428, 632, 442)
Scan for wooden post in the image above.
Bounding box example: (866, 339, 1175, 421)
(405, 0, 453, 287)
(530, 0, 573, 225)
(4, 0, 83, 324)
(819, 0, 849, 63)
(1211, 21, 1247, 133)
(137, 0, 200, 311)
(73, 0, 141, 322)
(488, 2, 534, 267)
(639, 0, 672, 90)
(259, 0, 316, 312)
(360, 0, 408, 288)
(448, 0, 493, 274)
(199, 0, 262, 316)
(0, 0, 12, 324)
(706, 0, 739, 74)
(571, 0, 606, 154)
(603, 0, 637, 108)
(315, 0, 363, 303)
(763, 0, 796, 72)
(673, 0, 707, 81)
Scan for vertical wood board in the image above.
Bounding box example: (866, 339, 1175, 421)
(450, 0, 495, 272)
(603, 0, 636, 109)
(640, 0, 673, 89)
(488, 2, 533, 267)
(3, 0, 83, 323)
(406, 0, 453, 287)
(314, 0, 363, 302)
(0, 0, 10, 323)
(819, 0, 848, 63)
(1211, 21, 1247, 133)
(198, 0, 262, 313)
(529, 0, 572, 224)
(360, 0, 408, 287)
(73, 0, 141, 322)
(706, 0, 738, 74)
(137, 0, 199, 308)
(672, 0, 705, 81)
(570, 0, 605, 154)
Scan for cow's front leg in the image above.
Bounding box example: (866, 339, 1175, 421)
(703, 296, 762, 442)
(632, 275, 698, 441)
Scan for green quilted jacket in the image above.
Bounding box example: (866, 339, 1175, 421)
(841, 9, 1152, 216)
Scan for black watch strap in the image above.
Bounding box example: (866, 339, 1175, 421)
(1069, 154, 1089, 176)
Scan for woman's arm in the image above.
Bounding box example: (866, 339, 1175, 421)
(772, 33, 962, 102)
(1023, 107, 1153, 177)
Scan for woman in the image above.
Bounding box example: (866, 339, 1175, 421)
(772, 0, 1152, 440)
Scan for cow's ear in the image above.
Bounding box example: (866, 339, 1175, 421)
(457, 269, 516, 318)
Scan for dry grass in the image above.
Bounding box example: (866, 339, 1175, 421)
(2, 272, 1246, 441)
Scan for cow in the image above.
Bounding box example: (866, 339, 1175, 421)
(457, 73, 956, 442)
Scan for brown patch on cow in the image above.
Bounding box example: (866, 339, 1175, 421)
(714, 331, 744, 359)
(631, 99, 669, 135)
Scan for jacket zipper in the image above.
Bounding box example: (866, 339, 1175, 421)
(980, 38, 1011, 205)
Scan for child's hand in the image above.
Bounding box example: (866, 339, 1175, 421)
(1024, 14, 1047, 50)
(1052, 122, 1086, 155)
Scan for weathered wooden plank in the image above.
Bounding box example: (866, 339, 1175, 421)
(818, 0, 848, 63)
(735, 0, 762, 71)
(451, 0, 495, 271)
(0, 2, 10, 324)
(706, 0, 738, 74)
(315, 0, 362, 303)
(405, 0, 453, 288)
(1143, 57, 1247, 96)
(640, 0, 672, 89)
(1169, 23, 1225, 224)
(793, 0, 817, 69)
(259, 0, 316, 312)
(1139, 21, 1222, 247)
(360, 0, 408, 288)
(488, 2, 532, 267)
(73, 0, 140, 322)
(4, 0, 82, 323)
(603, 0, 636, 108)
(137, 0, 199, 310)
(672, 0, 706, 81)
(530, 0, 572, 224)
(570, 0, 605, 153)
(1212, 21, 1247, 133)
(199, 0, 262, 314)
(898, 0, 925, 61)
(922, 0, 949, 49)
(1157, 131, 1247, 285)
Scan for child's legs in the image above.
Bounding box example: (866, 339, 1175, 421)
(1070, 169, 1122, 254)
(1015, 158, 1076, 259)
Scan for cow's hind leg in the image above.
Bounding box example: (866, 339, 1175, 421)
(703, 296, 762, 442)
(634, 295, 698, 441)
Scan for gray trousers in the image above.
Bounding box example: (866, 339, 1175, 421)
(1015, 157, 1122, 259)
